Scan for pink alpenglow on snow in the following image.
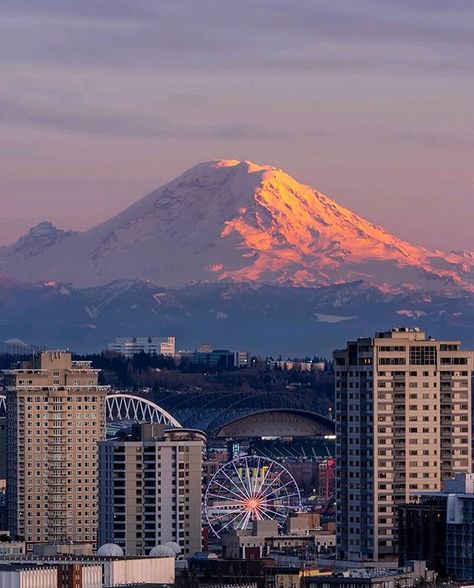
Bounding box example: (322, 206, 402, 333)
(0, 160, 472, 293)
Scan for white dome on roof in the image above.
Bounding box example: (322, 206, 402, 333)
(150, 545, 176, 558)
(97, 543, 124, 557)
(165, 541, 181, 555)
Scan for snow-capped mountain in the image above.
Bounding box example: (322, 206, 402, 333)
(1, 159, 472, 292)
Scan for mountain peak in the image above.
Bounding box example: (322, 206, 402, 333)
(24, 220, 57, 235)
(0, 159, 473, 292)
(4, 221, 77, 261)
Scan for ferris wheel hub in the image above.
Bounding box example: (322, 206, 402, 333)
(245, 497, 261, 512)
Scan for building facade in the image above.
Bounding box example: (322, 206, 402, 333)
(0, 555, 174, 588)
(301, 561, 433, 588)
(98, 423, 205, 557)
(108, 336, 176, 358)
(0, 564, 102, 588)
(398, 474, 474, 581)
(445, 488, 474, 580)
(4, 351, 108, 545)
(177, 346, 251, 369)
(334, 328, 473, 561)
(398, 496, 447, 574)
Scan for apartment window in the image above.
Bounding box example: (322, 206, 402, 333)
(440, 357, 468, 365)
(409, 346, 436, 365)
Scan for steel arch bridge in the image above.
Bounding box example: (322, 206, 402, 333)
(106, 393, 181, 427)
(0, 393, 181, 428)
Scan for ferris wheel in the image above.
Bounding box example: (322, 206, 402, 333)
(204, 455, 302, 537)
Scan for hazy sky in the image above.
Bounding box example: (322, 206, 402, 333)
(1, 0, 473, 250)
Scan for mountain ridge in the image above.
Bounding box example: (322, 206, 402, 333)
(0, 277, 473, 355)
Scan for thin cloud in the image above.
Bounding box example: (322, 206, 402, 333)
(0, 96, 321, 141)
(0, 0, 472, 75)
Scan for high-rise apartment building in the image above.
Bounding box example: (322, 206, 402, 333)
(3, 351, 108, 545)
(334, 328, 473, 562)
(98, 423, 205, 557)
(108, 337, 176, 358)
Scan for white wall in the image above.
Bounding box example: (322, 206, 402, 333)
(0, 567, 57, 588)
(104, 557, 175, 586)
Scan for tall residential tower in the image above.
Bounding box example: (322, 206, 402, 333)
(98, 423, 205, 557)
(334, 328, 473, 562)
(4, 351, 108, 545)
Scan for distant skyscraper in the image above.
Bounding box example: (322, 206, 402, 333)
(108, 336, 176, 358)
(334, 328, 473, 562)
(98, 423, 205, 557)
(4, 351, 108, 545)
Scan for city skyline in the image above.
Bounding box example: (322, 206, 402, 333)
(2, 2, 474, 585)
(1, 1, 473, 250)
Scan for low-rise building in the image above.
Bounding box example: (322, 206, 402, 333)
(222, 521, 277, 560)
(266, 532, 335, 558)
(301, 561, 434, 588)
(108, 336, 176, 357)
(32, 543, 94, 556)
(0, 562, 102, 588)
(0, 541, 25, 556)
(222, 520, 336, 560)
(0, 553, 175, 587)
(178, 346, 251, 369)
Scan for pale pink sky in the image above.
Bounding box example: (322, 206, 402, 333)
(1, 0, 473, 250)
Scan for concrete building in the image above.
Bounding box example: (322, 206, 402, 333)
(0, 540, 25, 556)
(101, 554, 175, 587)
(222, 520, 336, 560)
(108, 336, 176, 358)
(334, 328, 473, 562)
(398, 495, 447, 574)
(32, 543, 94, 556)
(0, 553, 175, 587)
(3, 351, 109, 546)
(398, 473, 474, 581)
(444, 476, 474, 580)
(0, 562, 102, 588)
(98, 423, 205, 557)
(222, 521, 278, 560)
(301, 561, 434, 588)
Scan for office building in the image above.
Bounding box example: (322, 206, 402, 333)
(445, 477, 474, 580)
(398, 495, 447, 574)
(3, 351, 108, 546)
(178, 346, 251, 369)
(98, 423, 205, 557)
(398, 473, 474, 581)
(334, 328, 473, 562)
(108, 336, 175, 357)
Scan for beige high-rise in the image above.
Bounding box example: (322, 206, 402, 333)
(334, 328, 473, 562)
(98, 423, 205, 557)
(4, 351, 108, 546)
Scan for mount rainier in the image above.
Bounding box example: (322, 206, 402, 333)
(1, 159, 472, 293)
(1, 159, 473, 354)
